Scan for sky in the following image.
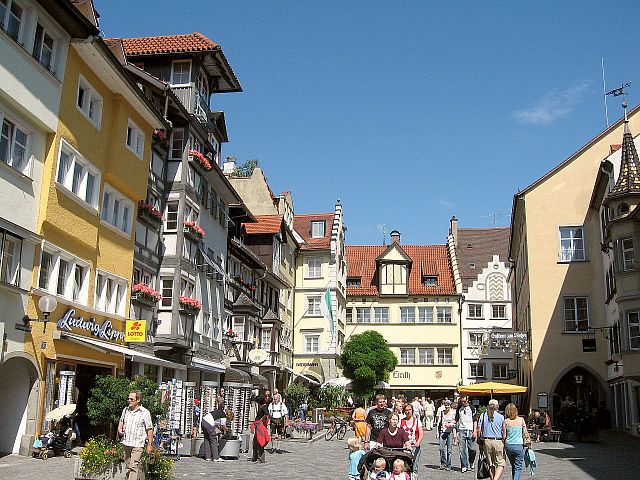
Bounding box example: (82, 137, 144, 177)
(95, 0, 640, 245)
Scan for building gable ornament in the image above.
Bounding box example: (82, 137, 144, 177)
(56, 309, 125, 342)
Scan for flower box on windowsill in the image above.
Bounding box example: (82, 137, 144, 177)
(137, 201, 163, 225)
(179, 296, 202, 316)
(188, 149, 213, 172)
(183, 221, 205, 242)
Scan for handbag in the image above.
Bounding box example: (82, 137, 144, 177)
(477, 451, 491, 479)
(477, 413, 485, 447)
(522, 424, 532, 448)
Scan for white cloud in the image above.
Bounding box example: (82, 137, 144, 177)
(513, 81, 591, 125)
(439, 198, 455, 209)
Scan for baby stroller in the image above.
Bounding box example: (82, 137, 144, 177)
(358, 447, 414, 479)
(32, 404, 76, 460)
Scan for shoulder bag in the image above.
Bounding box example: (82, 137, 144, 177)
(522, 420, 532, 448)
(477, 450, 491, 479)
(477, 413, 486, 447)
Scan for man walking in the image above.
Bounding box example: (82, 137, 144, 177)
(424, 397, 435, 430)
(118, 390, 153, 480)
(476, 399, 505, 480)
(364, 394, 392, 449)
(456, 396, 477, 472)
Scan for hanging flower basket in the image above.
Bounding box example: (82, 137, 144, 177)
(183, 221, 205, 241)
(138, 201, 163, 224)
(131, 283, 161, 306)
(179, 296, 202, 315)
(152, 128, 167, 143)
(188, 149, 213, 172)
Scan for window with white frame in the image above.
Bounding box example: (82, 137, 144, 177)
(183, 202, 199, 223)
(491, 304, 506, 319)
(627, 311, 640, 350)
(169, 128, 184, 159)
(101, 184, 133, 235)
(307, 295, 321, 316)
(180, 278, 195, 298)
(56, 140, 100, 208)
(306, 257, 322, 278)
(33, 22, 56, 72)
(470, 363, 485, 378)
(400, 306, 415, 323)
(0, 113, 30, 176)
(374, 307, 389, 323)
(233, 317, 245, 341)
(469, 332, 484, 347)
(418, 306, 433, 323)
(160, 277, 173, 307)
(437, 347, 453, 365)
(126, 119, 145, 159)
(559, 226, 585, 262)
(0, 229, 22, 287)
(564, 296, 590, 332)
(165, 202, 178, 231)
(76, 75, 102, 127)
(132, 266, 155, 289)
(94, 271, 127, 316)
(400, 348, 415, 364)
(492, 364, 508, 379)
(182, 238, 197, 264)
(621, 237, 635, 271)
(38, 243, 89, 304)
(0, 0, 24, 41)
(356, 307, 370, 323)
(261, 328, 271, 350)
(468, 304, 483, 318)
(135, 222, 159, 253)
(170, 60, 191, 85)
(345, 308, 353, 323)
(436, 306, 452, 323)
(311, 221, 325, 238)
(418, 347, 434, 364)
(304, 334, 319, 353)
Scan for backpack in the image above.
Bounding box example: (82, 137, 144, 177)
(455, 403, 476, 423)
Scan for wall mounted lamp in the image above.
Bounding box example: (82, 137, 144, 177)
(22, 295, 58, 332)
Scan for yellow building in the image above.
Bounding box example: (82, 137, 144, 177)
(345, 231, 462, 398)
(509, 104, 640, 418)
(24, 30, 168, 441)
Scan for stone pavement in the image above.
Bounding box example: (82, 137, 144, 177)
(1, 429, 638, 479)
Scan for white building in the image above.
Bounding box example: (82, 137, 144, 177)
(450, 218, 516, 387)
(0, 0, 98, 455)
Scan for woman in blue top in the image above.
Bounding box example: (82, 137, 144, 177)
(502, 403, 526, 480)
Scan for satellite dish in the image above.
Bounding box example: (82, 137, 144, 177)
(248, 349, 269, 365)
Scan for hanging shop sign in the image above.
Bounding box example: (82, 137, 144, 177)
(582, 338, 597, 352)
(125, 320, 146, 342)
(57, 309, 125, 342)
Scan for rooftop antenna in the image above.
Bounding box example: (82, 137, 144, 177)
(605, 82, 631, 124)
(478, 213, 502, 227)
(382, 224, 386, 245)
(602, 58, 608, 127)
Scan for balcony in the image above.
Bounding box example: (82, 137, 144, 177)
(172, 84, 210, 124)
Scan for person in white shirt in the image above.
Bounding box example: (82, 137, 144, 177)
(268, 393, 288, 454)
(411, 397, 423, 423)
(424, 397, 435, 431)
(118, 390, 153, 480)
(456, 396, 477, 472)
(200, 398, 228, 462)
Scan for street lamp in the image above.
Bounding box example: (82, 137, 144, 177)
(23, 295, 58, 332)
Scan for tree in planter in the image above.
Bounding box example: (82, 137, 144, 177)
(284, 382, 310, 414)
(318, 386, 347, 411)
(87, 375, 167, 439)
(340, 330, 398, 398)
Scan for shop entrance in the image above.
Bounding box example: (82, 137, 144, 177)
(552, 365, 606, 414)
(75, 363, 112, 441)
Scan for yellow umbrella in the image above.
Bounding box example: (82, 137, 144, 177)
(457, 382, 527, 398)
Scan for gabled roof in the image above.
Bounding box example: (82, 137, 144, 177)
(608, 120, 640, 198)
(455, 228, 511, 292)
(242, 215, 284, 235)
(375, 242, 412, 263)
(346, 244, 456, 296)
(121, 32, 219, 55)
(294, 213, 334, 251)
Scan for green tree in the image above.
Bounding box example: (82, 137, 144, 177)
(232, 159, 259, 177)
(284, 382, 310, 412)
(87, 375, 167, 438)
(340, 330, 398, 397)
(318, 386, 347, 410)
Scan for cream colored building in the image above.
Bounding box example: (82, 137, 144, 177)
(292, 203, 347, 385)
(509, 105, 640, 417)
(346, 231, 462, 398)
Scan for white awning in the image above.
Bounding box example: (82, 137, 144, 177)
(60, 332, 186, 370)
(191, 357, 226, 373)
(283, 366, 321, 385)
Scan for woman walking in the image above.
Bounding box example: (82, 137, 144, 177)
(400, 404, 424, 477)
(376, 413, 411, 450)
(502, 403, 526, 480)
(438, 400, 455, 470)
(250, 395, 270, 463)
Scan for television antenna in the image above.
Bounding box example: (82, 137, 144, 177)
(478, 212, 502, 227)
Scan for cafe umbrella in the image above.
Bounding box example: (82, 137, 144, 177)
(456, 382, 527, 399)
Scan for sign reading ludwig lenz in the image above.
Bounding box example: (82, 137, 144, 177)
(57, 309, 125, 342)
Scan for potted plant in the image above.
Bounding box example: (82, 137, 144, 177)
(179, 296, 202, 315)
(188, 149, 212, 172)
(183, 221, 205, 242)
(152, 129, 167, 142)
(131, 283, 161, 306)
(138, 201, 163, 224)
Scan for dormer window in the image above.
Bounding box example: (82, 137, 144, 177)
(422, 275, 438, 287)
(311, 221, 325, 238)
(347, 277, 361, 288)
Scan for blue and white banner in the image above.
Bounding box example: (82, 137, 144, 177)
(320, 288, 334, 337)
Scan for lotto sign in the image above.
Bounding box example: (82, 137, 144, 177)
(125, 320, 146, 342)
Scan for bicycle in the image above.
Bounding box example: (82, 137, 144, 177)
(325, 417, 348, 440)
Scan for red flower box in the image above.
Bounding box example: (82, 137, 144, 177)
(189, 149, 212, 171)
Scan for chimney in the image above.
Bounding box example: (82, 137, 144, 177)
(450, 216, 458, 247)
(390, 230, 401, 244)
(223, 156, 236, 174)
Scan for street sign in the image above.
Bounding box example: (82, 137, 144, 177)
(582, 338, 597, 352)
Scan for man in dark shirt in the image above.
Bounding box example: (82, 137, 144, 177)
(365, 394, 392, 449)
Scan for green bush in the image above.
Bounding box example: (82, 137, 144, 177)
(79, 436, 123, 475)
(284, 382, 310, 412)
(318, 386, 347, 410)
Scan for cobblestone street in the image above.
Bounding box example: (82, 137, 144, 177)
(1, 429, 638, 479)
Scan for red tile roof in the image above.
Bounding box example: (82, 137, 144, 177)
(120, 32, 219, 56)
(455, 228, 511, 292)
(346, 244, 456, 296)
(294, 213, 334, 251)
(242, 215, 284, 235)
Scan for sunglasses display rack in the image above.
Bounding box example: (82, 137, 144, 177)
(199, 381, 218, 423)
(58, 370, 76, 406)
(182, 382, 197, 436)
(162, 379, 184, 432)
(223, 384, 252, 434)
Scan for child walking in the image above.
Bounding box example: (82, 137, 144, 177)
(347, 437, 366, 480)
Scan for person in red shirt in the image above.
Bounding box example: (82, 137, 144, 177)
(376, 413, 411, 450)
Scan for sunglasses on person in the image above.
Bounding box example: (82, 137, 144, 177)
(127, 397, 137, 401)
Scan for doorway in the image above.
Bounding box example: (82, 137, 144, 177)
(74, 363, 112, 441)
